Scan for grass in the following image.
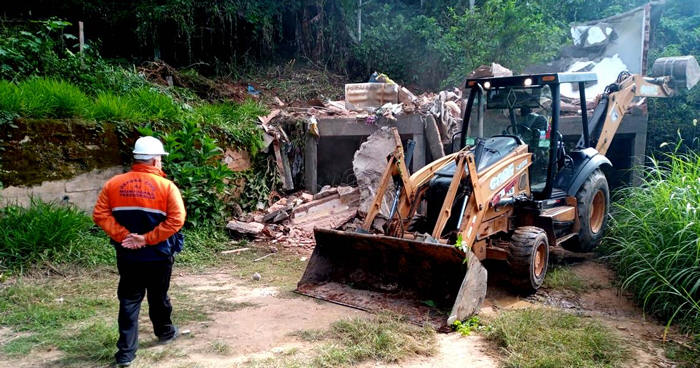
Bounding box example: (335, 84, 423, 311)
(195, 100, 266, 155)
(543, 266, 587, 292)
(251, 313, 436, 368)
(485, 308, 629, 368)
(0, 242, 282, 365)
(0, 77, 267, 154)
(16, 78, 91, 118)
(0, 198, 256, 274)
(208, 340, 232, 355)
(0, 199, 112, 272)
(664, 336, 700, 368)
(603, 151, 700, 333)
(0, 272, 119, 363)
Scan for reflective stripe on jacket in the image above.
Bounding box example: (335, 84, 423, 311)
(93, 163, 186, 261)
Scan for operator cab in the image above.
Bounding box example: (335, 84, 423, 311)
(459, 72, 598, 199)
(425, 72, 597, 235)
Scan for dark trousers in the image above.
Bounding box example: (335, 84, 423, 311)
(115, 257, 176, 362)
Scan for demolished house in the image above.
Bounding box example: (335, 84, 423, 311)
(226, 4, 657, 249)
(525, 3, 657, 187)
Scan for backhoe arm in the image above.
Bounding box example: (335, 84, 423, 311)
(594, 55, 699, 155)
(596, 74, 677, 155)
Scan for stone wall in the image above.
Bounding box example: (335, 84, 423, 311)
(0, 166, 124, 212)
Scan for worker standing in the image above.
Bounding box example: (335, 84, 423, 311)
(93, 136, 186, 367)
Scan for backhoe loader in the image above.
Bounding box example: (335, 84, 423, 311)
(297, 56, 700, 327)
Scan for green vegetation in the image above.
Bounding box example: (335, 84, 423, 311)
(0, 198, 258, 274)
(313, 313, 436, 367)
(486, 308, 629, 368)
(543, 266, 587, 292)
(271, 313, 436, 368)
(604, 151, 700, 333)
(452, 316, 489, 336)
(356, 0, 564, 88)
(195, 100, 267, 155)
(0, 199, 111, 272)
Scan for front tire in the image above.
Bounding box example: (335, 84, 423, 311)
(564, 169, 609, 252)
(508, 226, 549, 294)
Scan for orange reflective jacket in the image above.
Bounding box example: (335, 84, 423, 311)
(93, 164, 186, 261)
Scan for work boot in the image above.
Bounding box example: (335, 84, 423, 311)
(114, 359, 132, 367)
(158, 326, 179, 345)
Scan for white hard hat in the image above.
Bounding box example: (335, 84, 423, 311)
(133, 136, 168, 160)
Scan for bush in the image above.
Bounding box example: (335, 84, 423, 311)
(143, 119, 234, 227)
(0, 199, 112, 272)
(604, 150, 700, 332)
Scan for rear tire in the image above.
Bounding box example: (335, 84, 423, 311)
(563, 169, 609, 253)
(507, 226, 549, 294)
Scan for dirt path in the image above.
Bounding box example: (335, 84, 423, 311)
(147, 272, 501, 368)
(0, 249, 684, 367)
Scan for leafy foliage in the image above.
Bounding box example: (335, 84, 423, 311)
(0, 19, 148, 95)
(452, 316, 490, 336)
(0, 19, 73, 81)
(142, 121, 234, 227)
(603, 150, 700, 333)
(353, 0, 565, 88)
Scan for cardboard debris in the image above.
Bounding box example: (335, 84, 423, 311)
(345, 83, 399, 111)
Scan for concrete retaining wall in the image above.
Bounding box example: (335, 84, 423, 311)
(0, 166, 124, 212)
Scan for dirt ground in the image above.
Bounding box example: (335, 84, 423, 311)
(0, 246, 687, 368)
(139, 248, 679, 367)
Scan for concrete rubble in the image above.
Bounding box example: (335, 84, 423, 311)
(352, 127, 397, 218)
(226, 186, 360, 249)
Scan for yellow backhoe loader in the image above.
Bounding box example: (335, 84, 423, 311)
(297, 56, 699, 327)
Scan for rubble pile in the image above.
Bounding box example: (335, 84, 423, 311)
(226, 185, 360, 249)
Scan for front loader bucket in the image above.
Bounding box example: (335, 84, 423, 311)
(651, 55, 700, 90)
(296, 229, 487, 328)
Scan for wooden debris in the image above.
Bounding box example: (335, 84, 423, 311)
(221, 248, 250, 254)
(273, 140, 294, 191)
(254, 253, 275, 262)
(291, 186, 360, 232)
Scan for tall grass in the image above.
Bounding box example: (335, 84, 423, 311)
(91, 88, 182, 123)
(604, 151, 700, 333)
(0, 80, 21, 113)
(16, 78, 91, 118)
(0, 78, 182, 123)
(0, 199, 112, 272)
(195, 100, 266, 155)
(0, 198, 248, 273)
